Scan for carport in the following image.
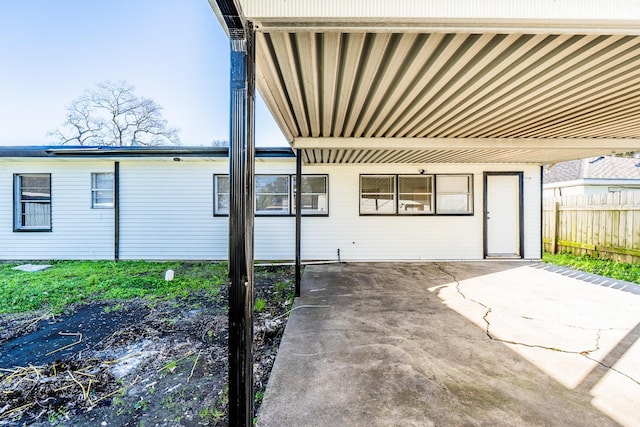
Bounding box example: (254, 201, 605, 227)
(258, 262, 640, 426)
(207, 1, 640, 423)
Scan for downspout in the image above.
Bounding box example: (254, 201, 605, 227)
(114, 161, 120, 261)
(295, 149, 302, 297)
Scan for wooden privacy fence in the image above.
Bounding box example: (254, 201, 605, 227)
(543, 191, 640, 263)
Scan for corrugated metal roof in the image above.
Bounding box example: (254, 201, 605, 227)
(208, 1, 640, 164)
(253, 30, 640, 163)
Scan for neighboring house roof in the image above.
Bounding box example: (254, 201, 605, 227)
(544, 156, 640, 184)
(0, 146, 295, 159)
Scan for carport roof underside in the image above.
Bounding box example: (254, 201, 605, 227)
(211, 0, 640, 164)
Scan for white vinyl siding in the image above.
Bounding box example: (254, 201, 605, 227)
(0, 156, 541, 261)
(301, 163, 540, 261)
(119, 160, 225, 260)
(0, 161, 114, 259)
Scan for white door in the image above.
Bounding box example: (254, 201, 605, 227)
(485, 174, 521, 258)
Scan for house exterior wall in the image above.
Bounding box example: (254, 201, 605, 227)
(0, 156, 541, 261)
(300, 162, 540, 261)
(0, 159, 114, 260)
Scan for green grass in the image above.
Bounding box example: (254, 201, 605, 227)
(543, 252, 640, 285)
(0, 261, 227, 314)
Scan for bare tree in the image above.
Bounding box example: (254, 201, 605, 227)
(211, 139, 229, 147)
(49, 81, 180, 146)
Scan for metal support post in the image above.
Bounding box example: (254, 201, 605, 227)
(295, 149, 302, 297)
(114, 161, 119, 261)
(228, 22, 255, 427)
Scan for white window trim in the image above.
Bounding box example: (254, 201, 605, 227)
(91, 172, 114, 209)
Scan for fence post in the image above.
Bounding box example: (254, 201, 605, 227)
(551, 201, 560, 254)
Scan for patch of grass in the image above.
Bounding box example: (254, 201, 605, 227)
(543, 252, 640, 284)
(0, 261, 228, 314)
(254, 297, 267, 312)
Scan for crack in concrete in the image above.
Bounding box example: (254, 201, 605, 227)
(433, 263, 606, 356)
(584, 354, 640, 386)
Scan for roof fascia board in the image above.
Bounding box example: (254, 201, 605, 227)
(253, 19, 640, 35)
(293, 137, 640, 153)
(0, 146, 294, 159)
(239, 0, 640, 33)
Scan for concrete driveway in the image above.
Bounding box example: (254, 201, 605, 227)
(257, 262, 640, 427)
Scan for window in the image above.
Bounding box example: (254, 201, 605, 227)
(398, 175, 433, 214)
(214, 174, 329, 216)
(360, 175, 396, 214)
(292, 175, 328, 215)
(214, 175, 229, 215)
(360, 174, 473, 215)
(14, 174, 51, 231)
(255, 175, 290, 215)
(436, 175, 473, 214)
(91, 173, 114, 208)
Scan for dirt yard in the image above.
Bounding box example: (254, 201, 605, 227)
(0, 265, 295, 426)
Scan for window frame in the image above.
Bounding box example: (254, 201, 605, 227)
(435, 174, 474, 215)
(91, 172, 114, 209)
(359, 174, 398, 215)
(255, 174, 291, 216)
(213, 174, 230, 216)
(291, 174, 329, 217)
(14, 173, 52, 232)
(397, 174, 434, 215)
(213, 174, 329, 217)
(359, 173, 474, 216)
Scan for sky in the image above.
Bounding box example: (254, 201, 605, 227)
(0, 0, 287, 147)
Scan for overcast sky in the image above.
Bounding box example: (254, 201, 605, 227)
(0, 0, 287, 147)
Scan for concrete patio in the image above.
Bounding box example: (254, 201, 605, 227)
(257, 262, 640, 426)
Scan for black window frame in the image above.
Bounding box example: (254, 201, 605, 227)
(359, 173, 474, 216)
(14, 173, 52, 232)
(213, 173, 329, 217)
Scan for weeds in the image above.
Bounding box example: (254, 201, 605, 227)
(255, 298, 267, 312)
(543, 252, 640, 285)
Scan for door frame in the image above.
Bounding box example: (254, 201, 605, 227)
(483, 172, 524, 259)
